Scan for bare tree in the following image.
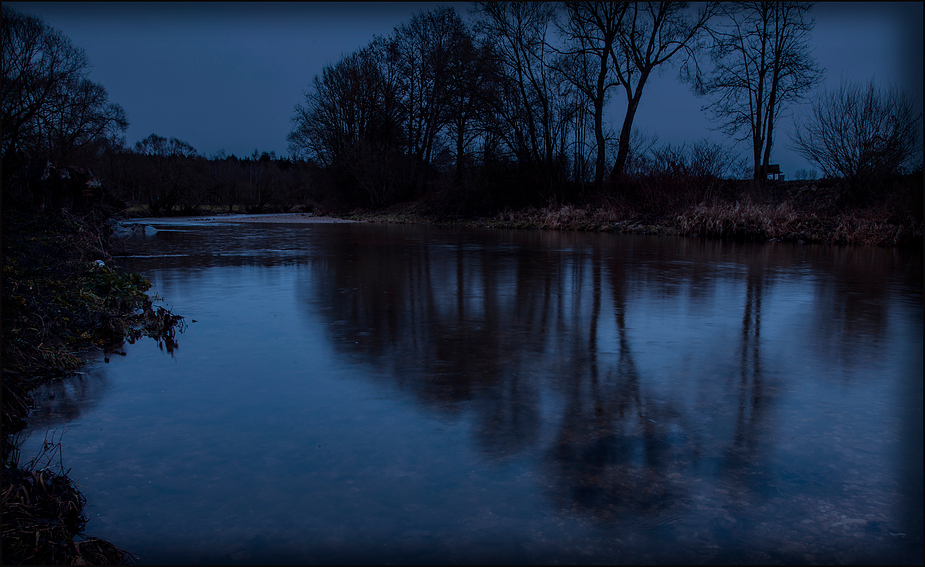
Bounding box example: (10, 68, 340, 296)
(38, 74, 127, 166)
(473, 2, 576, 195)
(607, 2, 716, 185)
(555, 2, 628, 189)
(445, 32, 499, 182)
(702, 2, 822, 181)
(392, 7, 473, 192)
(288, 39, 402, 168)
(790, 79, 922, 201)
(1, 6, 127, 180)
(288, 38, 407, 207)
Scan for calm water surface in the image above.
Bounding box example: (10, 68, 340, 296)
(19, 218, 923, 564)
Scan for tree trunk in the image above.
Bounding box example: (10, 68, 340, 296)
(593, 57, 608, 190)
(609, 82, 646, 184)
(455, 119, 466, 182)
(761, 104, 776, 180)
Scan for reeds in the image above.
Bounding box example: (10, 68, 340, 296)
(676, 201, 801, 241)
(494, 204, 621, 231)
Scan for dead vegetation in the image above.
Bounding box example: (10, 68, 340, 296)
(2, 196, 183, 565)
(2, 203, 184, 422)
(673, 178, 922, 246)
(346, 177, 922, 248)
(2, 432, 136, 565)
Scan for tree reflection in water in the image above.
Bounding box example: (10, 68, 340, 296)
(23, 220, 920, 563)
(546, 246, 689, 529)
(302, 224, 919, 560)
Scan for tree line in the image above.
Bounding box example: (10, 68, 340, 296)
(3, 3, 921, 217)
(288, 3, 729, 212)
(104, 138, 321, 215)
(1, 5, 321, 215)
(287, 1, 920, 213)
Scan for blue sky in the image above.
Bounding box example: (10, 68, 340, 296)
(7, 2, 923, 177)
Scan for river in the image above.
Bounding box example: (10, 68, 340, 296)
(16, 217, 923, 564)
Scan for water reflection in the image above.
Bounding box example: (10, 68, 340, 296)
(26, 353, 111, 427)
(297, 224, 920, 561)
(721, 260, 768, 482)
(22, 220, 922, 564)
(546, 258, 691, 529)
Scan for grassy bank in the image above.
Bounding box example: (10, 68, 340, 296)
(2, 201, 183, 565)
(343, 179, 922, 248)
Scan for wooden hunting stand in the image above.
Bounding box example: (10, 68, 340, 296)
(766, 164, 784, 181)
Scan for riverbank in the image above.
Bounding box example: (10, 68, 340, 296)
(124, 212, 358, 224)
(339, 179, 922, 248)
(2, 202, 183, 564)
(114, 177, 921, 248)
(125, 198, 921, 248)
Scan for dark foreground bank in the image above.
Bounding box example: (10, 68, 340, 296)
(2, 200, 183, 564)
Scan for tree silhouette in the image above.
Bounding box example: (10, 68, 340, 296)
(607, 2, 716, 186)
(473, 2, 576, 197)
(392, 7, 471, 193)
(444, 25, 498, 183)
(288, 38, 406, 207)
(1, 6, 127, 181)
(132, 134, 200, 214)
(702, 2, 822, 181)
(790, 79, 922, 203)
(555, 2, 627, 190)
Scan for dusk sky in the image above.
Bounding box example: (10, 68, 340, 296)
(7, 2, 923, 177)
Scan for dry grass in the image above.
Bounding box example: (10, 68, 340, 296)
(341, 192, 921, 248)
(675, 200, 922, 246)
(676, 201, 802, 241)
(2, 464, 136, 565)
(494, 204, 622, 231)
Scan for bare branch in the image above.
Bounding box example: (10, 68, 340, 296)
(790, 79, 922, 202)
(701, 2, 823, 180)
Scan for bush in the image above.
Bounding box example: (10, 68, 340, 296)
(791, 80, 922, 205)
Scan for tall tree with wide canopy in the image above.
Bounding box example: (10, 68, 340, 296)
(391, 7, 479, 192)
(473, 2, 577, 195)
(288, 39, 402, 170)
(288, 38, 407, 206)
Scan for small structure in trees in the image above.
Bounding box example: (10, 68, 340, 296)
(765, 164, 784, 181)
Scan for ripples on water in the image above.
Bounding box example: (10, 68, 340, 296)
(19, 219, 923, 564)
